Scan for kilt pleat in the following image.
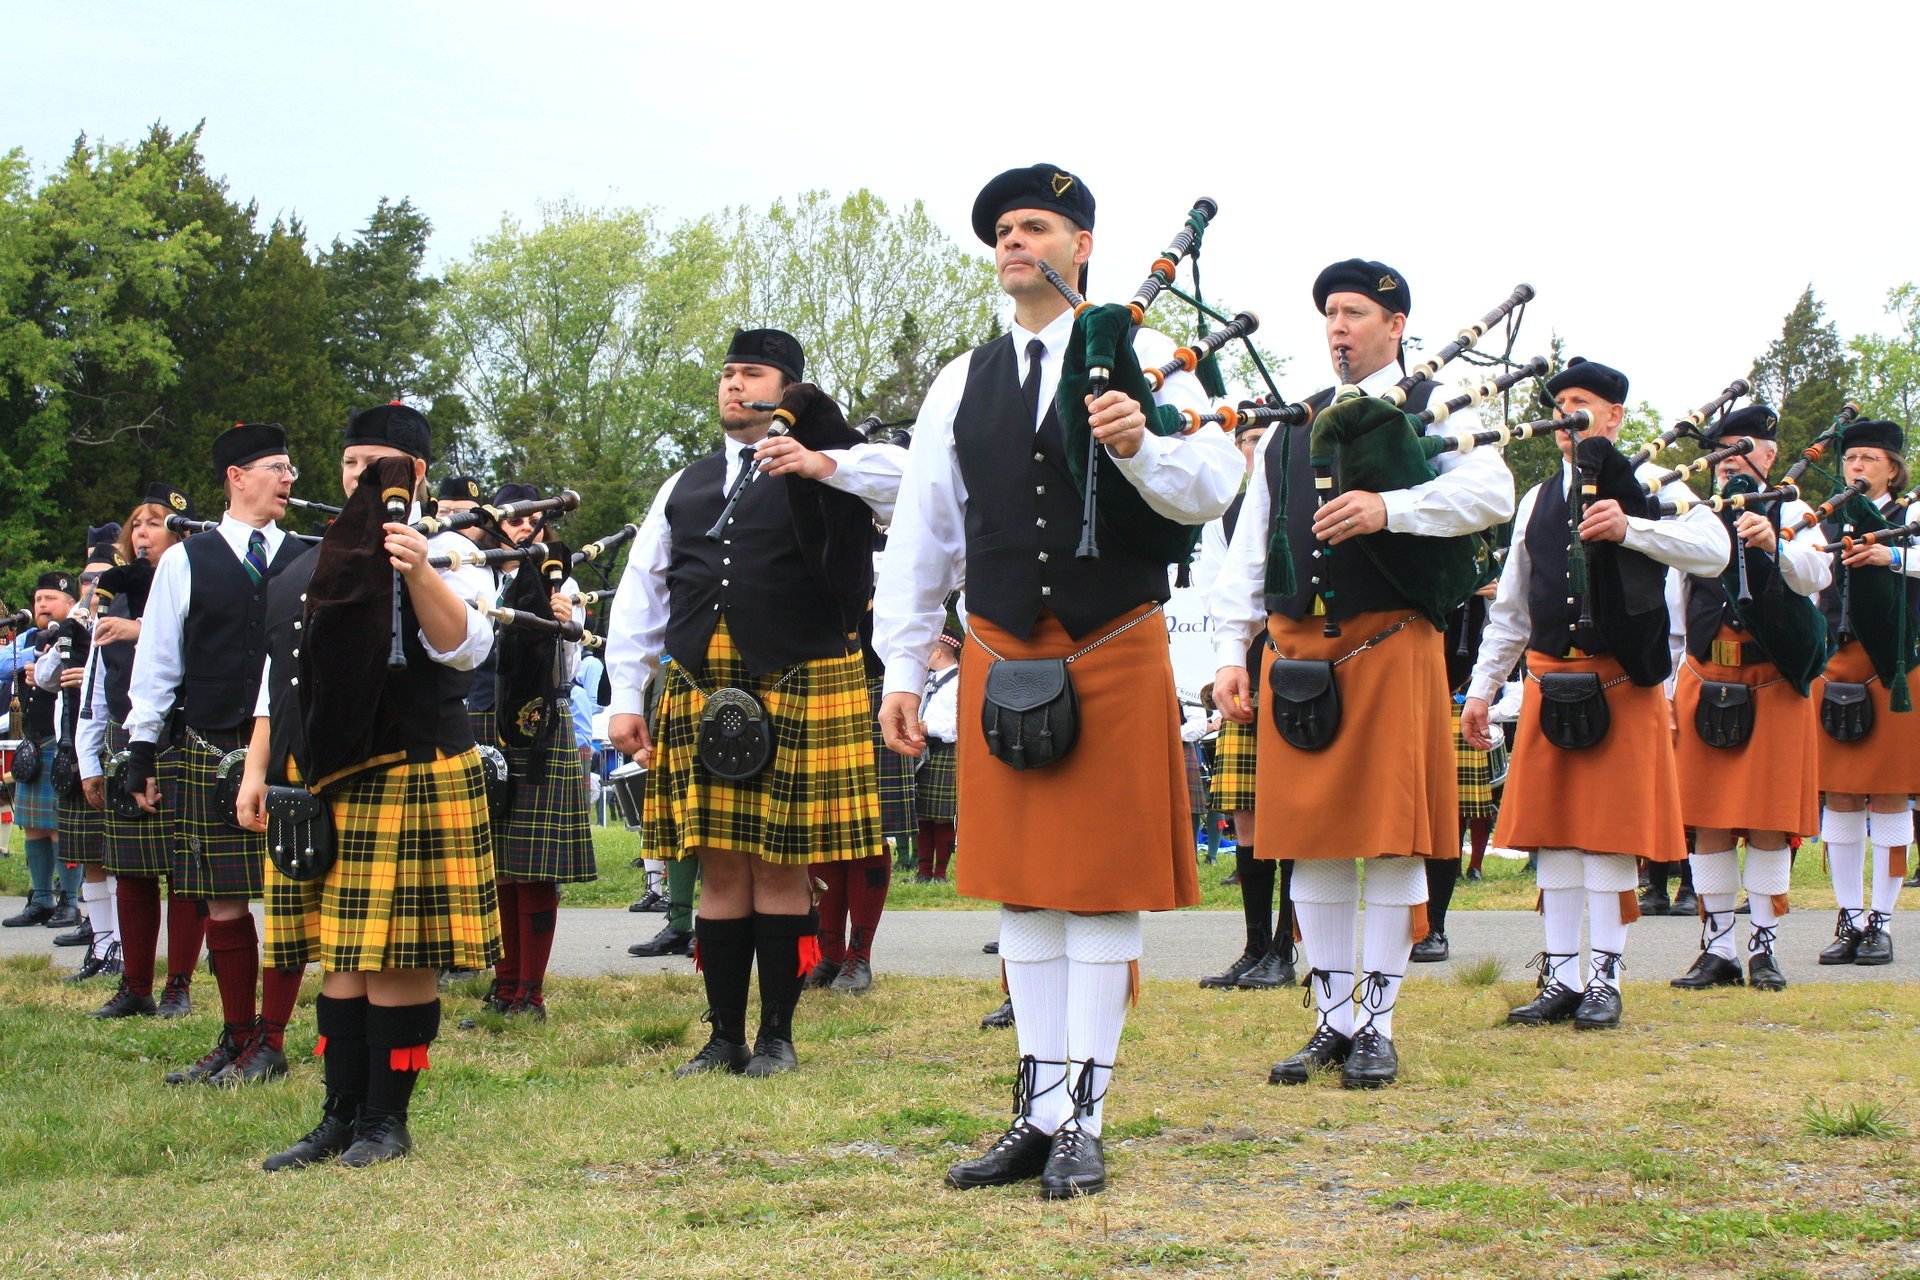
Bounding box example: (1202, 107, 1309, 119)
(1208, 715, 1258, 814)
(264, 749, 502, 972)
(868, 679, 917, 839)
(1451, 701, 1497, 819)
(57, 773, 103, 863)
(12, 735, 60, 830)
(101, 723, 176, 877)
(642, 621, 883, 866)
(495, 723, 596, 884)
(169, 724, 266, 899)
(914, 740, 958, 823)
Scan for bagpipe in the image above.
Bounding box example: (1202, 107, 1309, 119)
(412, 488, 579, 538)
(1625, 379, 1750, 469)
(1817, 486, 1920, 708)
(1019, 196, 1263, 566)
(287, 496, 343, 517)
(1781, 401, 1863, 490)
(0, 603, 30, 636)
(165, 513, 323, 545)
(1695, 472, 1833, 695)
(1283, 284, 1536, 636)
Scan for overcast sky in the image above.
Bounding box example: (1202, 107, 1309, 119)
(9, 1, 1917, 419)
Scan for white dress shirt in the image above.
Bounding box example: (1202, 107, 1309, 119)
(921, 664, 960, 744)
(126, 514, 291, 745)
(1662, 495, 1833, 686)
(1207, 362, 1517, 670)
(873, 308, 1238, 698)
(605, 438, 907, 716)
(1467, 462, 1732, 706)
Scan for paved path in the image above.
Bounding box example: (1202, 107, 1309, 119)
(2, 897, 1901, 986)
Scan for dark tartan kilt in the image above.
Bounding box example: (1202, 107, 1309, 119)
(1184, 741, 1208, 816)
(101, 723, 177, 878)
(469, 705, 499, 750)
(496, 721, 597, 884)
(914, 740, 958, 824)
(642, 621, 883, 866)
(1451, 701, 1497, 820)
(170, 724, 267, 899)
(265, 749, 503, 972)
(1208, 715, 1258, 814)
(57, 772, 103, 863)
(12, 734, 60, 830)
(867, 678, 917, 839)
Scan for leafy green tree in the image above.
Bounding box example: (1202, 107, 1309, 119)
(320, 197, 444, 405)
(1847, 283, 1920, 425)
(1750, 286, 1851, 499)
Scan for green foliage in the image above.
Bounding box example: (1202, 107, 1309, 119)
(1751, 286, 1852, 500)
(1801, 1095, 1906, 1139)
(1847, 282, 1920, 425)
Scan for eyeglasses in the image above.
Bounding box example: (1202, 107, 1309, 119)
(1844, 452, 1891, 466)
(241, 462, 300, 480)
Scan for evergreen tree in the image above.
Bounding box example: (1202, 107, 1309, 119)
(1750, 286, 1851, 500)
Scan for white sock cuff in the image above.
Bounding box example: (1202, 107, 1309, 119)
(1290, 857, 1360, 904)
(1823, 807, 1868, 844)
(1869, 809, 1915, 846)
(1583, 853, 1639, 893)
(1689, 849, 1741, 895)
(999, 908, 1068, 963)
(1536, 848, 1584, 890)
(1062, 912, 1142, 964)
(1359, 856, 1428, 907)
(1743, 845, 1792, 896)
(80, 880, 110, 905)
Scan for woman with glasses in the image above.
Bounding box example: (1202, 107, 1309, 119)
(1813, 419, 1920, 969)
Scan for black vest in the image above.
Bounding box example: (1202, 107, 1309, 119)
(1684, 571, 1740, 658)
(15, 664, 54, 738)
(274, 549, 477, 785)
(1221, 491, 1244, 545)
(1262, 381, 1438, 622)
(179, 529, 306, 730)
(1817, 501, 1920, 638)
(953, 334, 1171, 640)
(663, 448, 861, 678)
(1524, 474, 1607, 655)
(95, 594, 137, 725)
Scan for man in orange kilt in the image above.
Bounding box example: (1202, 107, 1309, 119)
(876, 164, 1238, 1198)
(1462, 359, 1730, 1030)
(1664, 405, 1829, 992)
(1211, 260, 1514, 1089)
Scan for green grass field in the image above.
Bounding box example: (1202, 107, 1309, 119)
(2, 948, 1916, 1279)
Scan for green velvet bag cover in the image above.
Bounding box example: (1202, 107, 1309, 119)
(1833, 492, 1917, 705)
(1055, 302, 1203, 566)
(1715, 474, 1832, 695)
(1304, 394, 1494, 628)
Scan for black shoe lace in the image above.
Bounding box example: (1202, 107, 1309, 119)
(1013, 1054, 1069, 1118)
(1834, 910, 1862, 942)
(1300, 967, 1355, 1012)
(354, 1113, 405, 1146)
(1585, 950, 1624, 993)
(1300, 1021, 1345, 1056)
(1748, 924, 1779, 958)
(985, 1119, 1044, 1154)
(1350, 1024, 1385, 1055)
(1050, 1123, 1095, 1161)
(1699, 910, 1736, 956)
(1525, 951, 1576, 990)
(1861, 911, 1891, 941)
(1353, 970, 1399, 1030)
(1066, 1058, 1111, 1124)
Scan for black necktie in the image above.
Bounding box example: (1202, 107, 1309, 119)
(1021, 338, 1046, 426)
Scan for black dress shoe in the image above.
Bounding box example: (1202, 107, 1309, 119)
(1507, 981, 1583, 1025)
(1573, 982, 1623, 1031)
(66, 942, 121, 984)
(743, 1034, 798, 1077)
(1635, 889, 1670, 917)
(44, 897, 82, 929)
(211, 1032, 289, 1086)
(1668, 887, 1698, 917)
(1197, 948, 1260, 989)
(945, 1119, 1053, 1189)
(337, 1114, 412, 1167)
(628, 923, 694, 957)
(1236, 942, 1297, 990)
(53, 922, 93, 947)
(1269, 1024, 1352, 1085)
(156, 976, 192, 1019)
(628, 890, 667, 913)
(263, 1110, 358, 1172)
(1221, 871, 1241, 886)
(829, 956, 873, 995)
(1038, 1124, 1106, 1198)
(504, 995, 548, 1021)
(981, 940, 999, 955)
(979, 999, 1016, 1030)
(802, 956, 840, 990)
(1818, 911, 1864, 965)
(675, 1034, 751, 1077)
(457, 980, 513, 1028)
(1464, 866, 1483, 882)
(1340, 1025, 1399, 1088)
(1748, 949, 1788, 991)
(1410, 931, 1450, 964)
(166, 1028, 242, 1085)
(2, 901, 54, 928)
(1734, 897, 1751, 915)
(1854, 912, 1894, 966)
(91, 981, 157, 1019)
(1670, 951, 1743, 989)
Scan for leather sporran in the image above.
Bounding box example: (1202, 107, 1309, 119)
(698, 687, 774, 780)
(213, 748, 251, 831)
(102, 750, 147, 820)
(1537, 672, 1611, 750)
(980, 658, 1079, 770)
(1267, 657, 1341, 751)
(475, 744, 514, 827)
(264, 785, 336, 882)
(1693, 680, 1754, 749)
(1820, 681, 1874, 743)
(49, 740, 80, 798)
(10, 736, 42, 784)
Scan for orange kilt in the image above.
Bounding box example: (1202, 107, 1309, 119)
(1494, 650, 1687, 860)
(1814, 641, 1920, 796)
(1672, 630, 1820, 837)
(1253, 610, 1456, 861)
(955, 605, 1200, 913)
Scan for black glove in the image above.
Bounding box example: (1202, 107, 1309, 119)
(124, 739, 157, 799)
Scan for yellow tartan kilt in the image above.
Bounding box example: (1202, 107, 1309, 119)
(1208, 714, 1259, 813)
(264, 749, 503, 973)
(1452, 701, 1497, 819)
(642, 620, 883, 866)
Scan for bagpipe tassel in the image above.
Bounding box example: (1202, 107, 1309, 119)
(1893, 663, 1912, 713)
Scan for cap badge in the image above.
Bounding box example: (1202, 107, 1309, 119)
(467, 480, 480, 498)
(1377, 274, 1399, 293)
(168, 491, 188, 511)
(1051, 173, 1074, 196)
